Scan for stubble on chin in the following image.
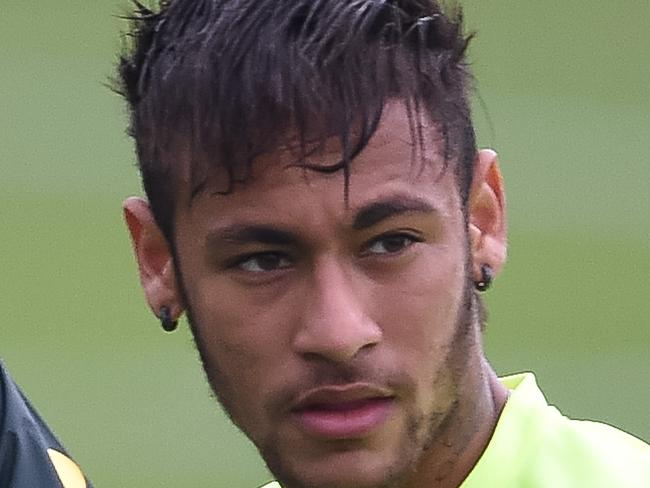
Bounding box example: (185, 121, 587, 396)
(257, 370, 458, 488)
(258, 420, 421, 488)
(257, 291, 480, 488)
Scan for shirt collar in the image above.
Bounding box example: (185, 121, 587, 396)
(460, 372, 551, 487)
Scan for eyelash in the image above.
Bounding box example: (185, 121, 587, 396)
(229, 232, 423, 274)
(362, 231, 423, 257)
(230, 252, 292, 273)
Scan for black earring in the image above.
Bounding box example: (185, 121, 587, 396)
(475, 264, 493, 292)
(159, 306, 178, 332)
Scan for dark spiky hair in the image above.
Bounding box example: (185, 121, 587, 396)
(114, 0, 476, 243)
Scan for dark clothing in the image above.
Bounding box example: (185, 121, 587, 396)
(0, 361, 93, 487)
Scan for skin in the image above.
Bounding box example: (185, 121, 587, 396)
(124, 101, 508, 488)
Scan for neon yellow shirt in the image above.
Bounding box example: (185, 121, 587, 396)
(261, 373, 650, 487)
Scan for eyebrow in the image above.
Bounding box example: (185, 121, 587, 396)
(205, 196, 437, 248)
(207, 225, 298, 247)
(352, 196, 438, 230)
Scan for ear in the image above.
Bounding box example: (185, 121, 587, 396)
(123, 197, 184, 322)
(468, 149, 507, 283)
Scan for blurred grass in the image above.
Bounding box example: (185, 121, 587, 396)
(1, 1, 649, 486)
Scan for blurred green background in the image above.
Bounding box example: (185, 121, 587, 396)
(1, 1, 648, 486)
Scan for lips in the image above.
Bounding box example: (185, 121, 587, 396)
(290, 384, 396, 439)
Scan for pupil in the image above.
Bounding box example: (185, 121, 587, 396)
(384, 237, 406, 253)
(259, 254, 280, 270)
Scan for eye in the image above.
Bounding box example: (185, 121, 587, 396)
(364, 233, 421, 256)
(236, 252, 292, 273)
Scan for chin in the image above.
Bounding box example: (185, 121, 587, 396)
(267, 448, 409, 488)
(278, 470, 394, 488)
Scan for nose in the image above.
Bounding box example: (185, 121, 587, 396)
(292, 258, 382, 364)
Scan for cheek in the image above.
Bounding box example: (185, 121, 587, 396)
(371, 247, 466, 390)
(188, 276, 295, 391)
(193, 282, 268, 358)
(375, 247, 465, 338)
(185, 281, 292, 438)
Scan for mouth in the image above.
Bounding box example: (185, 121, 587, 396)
(290, 384, 396, 440)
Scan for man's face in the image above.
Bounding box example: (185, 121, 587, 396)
(166, 103, 487, 488)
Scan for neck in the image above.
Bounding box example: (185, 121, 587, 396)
(405, 359, 508, 488)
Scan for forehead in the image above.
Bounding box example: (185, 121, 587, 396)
(253, 101, 444, 178)
(177, 101, 460, 228)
